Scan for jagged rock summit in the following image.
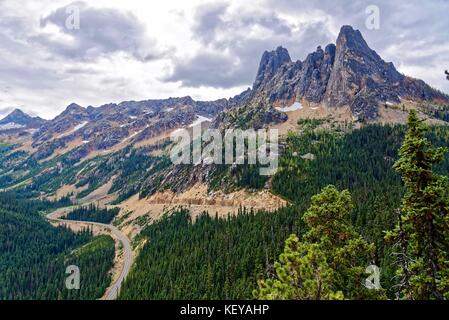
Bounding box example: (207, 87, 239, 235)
(253, 46, 292, 90)
(237, 25, 449, 122)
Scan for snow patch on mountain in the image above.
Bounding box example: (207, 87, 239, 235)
(189, 116, 212, 127)
(57, 121, 88, 138)
(275, 102, 303, 113)
(0, 122, 25, 130)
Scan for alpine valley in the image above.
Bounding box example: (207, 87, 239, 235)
(1, 25, 449, 300)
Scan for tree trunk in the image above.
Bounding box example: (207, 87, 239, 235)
(426, 213, 443, 300)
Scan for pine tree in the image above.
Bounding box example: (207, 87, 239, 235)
(386, 110, 449, 299)
(254, 234, 342, 300)
(254, 185, 385, 300)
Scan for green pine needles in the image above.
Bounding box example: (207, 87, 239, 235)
(254, 185, 386, 300)
(256, 110, 449, 300)
(386, 110, 449, 300)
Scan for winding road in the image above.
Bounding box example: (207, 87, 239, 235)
(46, 208, 133, 300)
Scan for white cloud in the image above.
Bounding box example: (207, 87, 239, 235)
(0, 0, 448, 120)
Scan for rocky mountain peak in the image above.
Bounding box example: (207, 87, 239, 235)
(1, 108, 28, 123)
(253, 46, 291, 89)
(222, 25, 449, 127)
(31, 103, 91, 143)
(305, 46, 324, 63)
(325, 26, 407, 118)
(9, 108, 26, 117)
(54, 103, 90, 122)
(0, 108, 46, 128)
(337, 25, 369, 51)
(335, 25, 385, 69)
(64, 103, 85, 114)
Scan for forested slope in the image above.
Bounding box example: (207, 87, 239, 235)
(0, 193, 115, 300)
(119, 124, 449, 300)
(63, 204, 120, 224)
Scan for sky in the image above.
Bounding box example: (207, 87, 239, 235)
(0, 0, 448, 119)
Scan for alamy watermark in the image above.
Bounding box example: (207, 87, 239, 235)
(65, 265, 80, 290)
(170, 124, 279, 176)
(364, 264, 382, 290)
(365, 5, 380, 30)
(65, 4, 81, 30)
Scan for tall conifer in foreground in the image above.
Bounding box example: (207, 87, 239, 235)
(254, 185, 384, 300)
(386, 110, 449, 299)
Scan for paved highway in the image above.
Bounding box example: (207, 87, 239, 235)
(47, 208, 133, 300)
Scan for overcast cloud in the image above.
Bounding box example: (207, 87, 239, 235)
(36, 2, 166, 62)
(0, 0, 448, 119)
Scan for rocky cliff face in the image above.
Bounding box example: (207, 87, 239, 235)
(322, 25, 445, 120)
(253, 46, 292, 91)
(218, 25, 449, 125)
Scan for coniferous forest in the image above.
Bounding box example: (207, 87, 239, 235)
(63, 204, 120, 224)
(1, 117, 449, 300)
(120, 120, 449, 300)
(0, 193, 115, 300)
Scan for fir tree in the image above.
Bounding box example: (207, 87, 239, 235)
(254, 185, 385, 300)
(386, 110, 449, 299)
(254, 234, 342, 300)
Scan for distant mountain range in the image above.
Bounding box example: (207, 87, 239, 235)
(0, 25, 448, 167)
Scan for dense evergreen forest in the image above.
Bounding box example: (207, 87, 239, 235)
(120, 122, 449, 300)
(1, 119, 448, 300)
(63, 204, 120, 224)
(119, 207, 300, 299)
(0, 193, 115, 300)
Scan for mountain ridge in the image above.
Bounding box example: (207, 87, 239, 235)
(0, 108, 46, 130)
(219, 25, 449, 127)
(0, 25, 448, 171)
(4, 25, 448, 137)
